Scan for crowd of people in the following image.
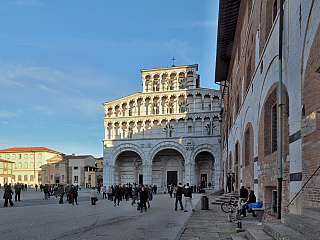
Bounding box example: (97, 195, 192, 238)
(3, 181, 202, 213)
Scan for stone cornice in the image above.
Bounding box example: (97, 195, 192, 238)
(102, 88, 221, 107)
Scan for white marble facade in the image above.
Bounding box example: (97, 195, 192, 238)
(103, 64, 221, 189)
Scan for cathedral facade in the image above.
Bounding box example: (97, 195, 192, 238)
(102, 64, 221, 189)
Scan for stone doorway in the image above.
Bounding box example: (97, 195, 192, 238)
(167, 171, 177, 187)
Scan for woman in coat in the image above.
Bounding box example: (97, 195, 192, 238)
(4, 185, 14, 207)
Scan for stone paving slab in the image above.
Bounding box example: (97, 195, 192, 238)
(177, 194, 261, 240)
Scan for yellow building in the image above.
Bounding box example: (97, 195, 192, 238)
(0, 147, 62, 187)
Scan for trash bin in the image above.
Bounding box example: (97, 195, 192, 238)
(201, 195, 209, 210)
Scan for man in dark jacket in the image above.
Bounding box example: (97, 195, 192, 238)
(14, 183, 22, 201)
(43, 184, 49, 200)
(4, 185, 14, 207)
(175, 183, 184, 211)
(70, 185, 78, 205)
(114, 185, 122, 207)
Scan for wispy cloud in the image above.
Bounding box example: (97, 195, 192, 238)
(0, 110, 21, 118)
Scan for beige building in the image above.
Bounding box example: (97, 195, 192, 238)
(0, 147, 62, 187)
(0, 159, 14, 186)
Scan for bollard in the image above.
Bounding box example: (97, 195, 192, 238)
(201, 195, 209, 210)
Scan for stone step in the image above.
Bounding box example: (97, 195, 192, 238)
(283, 213, 320, 239)
(231, 231, 248, 240)
(263, 221, 310, 240)
(246, 226, 273, 240)
(302, 207, 320, 221)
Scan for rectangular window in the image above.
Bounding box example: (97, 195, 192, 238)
(13, 154, 16, 159)
(74, 176, 78, 183)
(51, 175, 53, 180)
(24, 154, 28, 159)
(88, 175, 91, 181)
(24, 175, 28, 181)
(271, 104, 277, 152)
(7, 154, 10, 159)
(18, 175, 22, 181)
(38, 153, 42, 159)
(188, 126, 192, 134)
(13, 163, 16, 169)
(54, 164, 61, 170)
(31, 154, 34, 159)
(38, 174, 42, 181)
(19, 154, 21, 159)
(74, 166, 79, 170)
(30, 175, 34, 181)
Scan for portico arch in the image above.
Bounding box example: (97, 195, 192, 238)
(147, 141, 187, 165)
(151, 149, 185, 188)
(194, 151, 215, 188)
(109, 143, 145, 165)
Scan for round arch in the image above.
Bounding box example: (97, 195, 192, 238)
(190, 144, 217, 164)
(147, 141, 187, 165)
(109, 143, 146, 166)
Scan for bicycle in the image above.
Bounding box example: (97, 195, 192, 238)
(221, 197, 239, 213)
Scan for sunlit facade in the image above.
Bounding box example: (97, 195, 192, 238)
(103, 64, 222, 189)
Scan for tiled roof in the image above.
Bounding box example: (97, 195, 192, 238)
(0, 147, 61, 154)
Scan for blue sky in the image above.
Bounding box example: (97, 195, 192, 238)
(0, 0, 219, 158)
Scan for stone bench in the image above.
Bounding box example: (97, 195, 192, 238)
(251, 208, 265, 221)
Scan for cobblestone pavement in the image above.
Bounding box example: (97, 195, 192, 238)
(178, 193, 261, 240)
(0, 188, 201, 240)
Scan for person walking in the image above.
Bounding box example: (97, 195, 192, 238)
(43, 184, 49, 200)
(131, 185, 140, 205)
(183, 183, 194, 212)
(139, 187, 148, 213)
(90, 187, 97, 205)
(107, 186, 112, 200)
(58, 184, 64, 204)
(174, 183, 184, 211)
(101, 186, 107, 199)
(70, 185, 78, 205)
(114, 185, 122, 207)
(14, 183, 22, 201)
(35, 184, 38, 191)
(3, 185, 14, 207)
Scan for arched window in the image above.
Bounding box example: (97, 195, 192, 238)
(24, 162, 28, 169)
(18, 162, 22, 169)
(31, 162, 34, 169)
(39, 162, 42, 168)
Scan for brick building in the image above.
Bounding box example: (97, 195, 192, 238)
(216, 0, 320, 219)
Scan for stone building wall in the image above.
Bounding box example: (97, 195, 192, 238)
(217, 0, 320, 217)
